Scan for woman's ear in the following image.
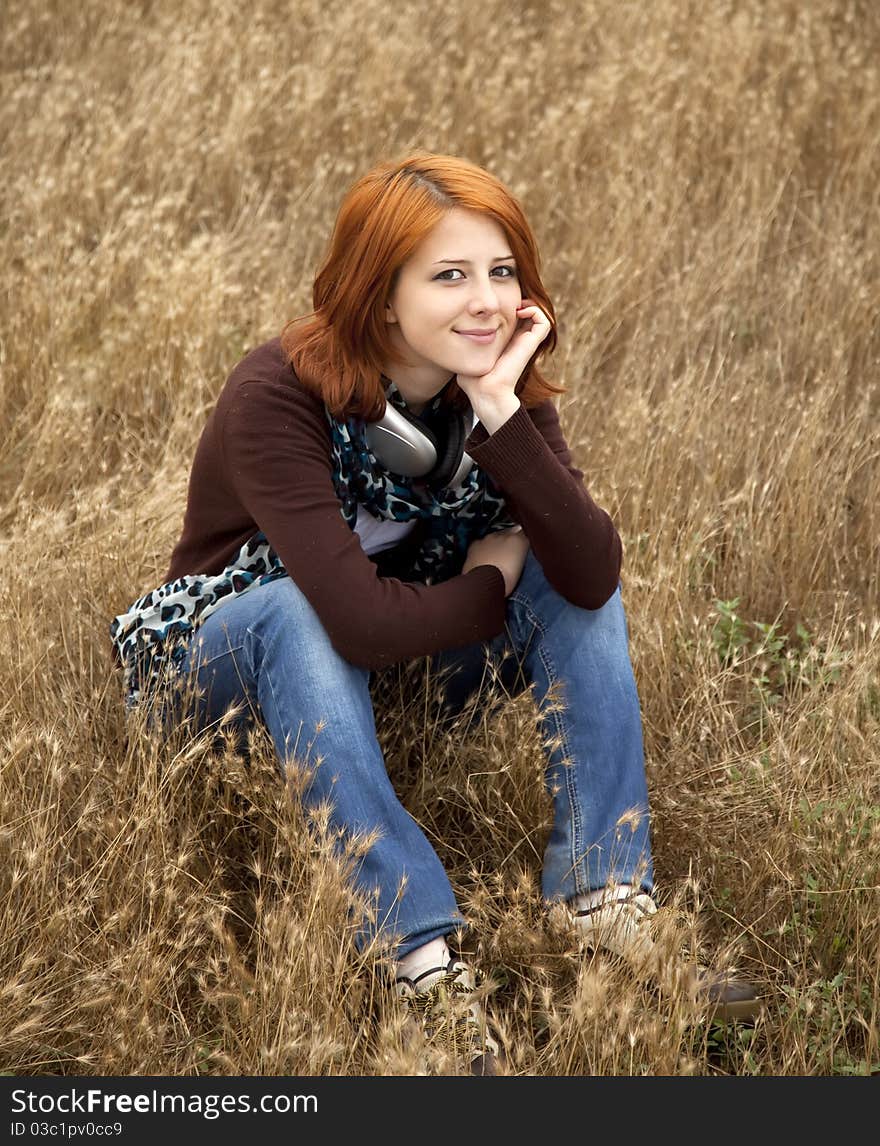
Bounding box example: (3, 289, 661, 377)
(385, 300, 398, 325)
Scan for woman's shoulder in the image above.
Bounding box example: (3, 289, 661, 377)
(225, 336, 315, 400)
(212, 337, 327, 430)
(210, 336, 330, 451)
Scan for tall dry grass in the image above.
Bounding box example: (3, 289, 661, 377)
(1, 0, 878, 1076)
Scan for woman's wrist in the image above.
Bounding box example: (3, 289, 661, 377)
(470, 393, 521, 436)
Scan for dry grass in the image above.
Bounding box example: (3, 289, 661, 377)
(1, 0, 878, 1076)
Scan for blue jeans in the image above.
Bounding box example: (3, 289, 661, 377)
(155, 548, 653, 958)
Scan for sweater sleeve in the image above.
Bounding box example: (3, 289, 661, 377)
(218, 379, 507, 670)
(464, 400, 622, 609)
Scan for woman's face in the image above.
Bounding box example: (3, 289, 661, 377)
(383, 207, 522, 412)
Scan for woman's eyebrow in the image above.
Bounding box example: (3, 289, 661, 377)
(431, 255, 515, 265)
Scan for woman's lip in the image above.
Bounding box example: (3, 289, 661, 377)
(455, 329, 497, 343)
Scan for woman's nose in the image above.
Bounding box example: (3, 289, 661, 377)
(467, 277, 501, 314)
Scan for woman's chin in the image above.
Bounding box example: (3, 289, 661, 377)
(450, 353, 502, 380)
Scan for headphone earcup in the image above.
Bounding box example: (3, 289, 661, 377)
(365, 403, 438, 477)
(364, 397, 475, 487)
(394, 404, 442, 462)
(425, 408, 469, 487)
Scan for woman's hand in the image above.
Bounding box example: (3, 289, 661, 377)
(455, 301, 553, 413)
(461, 526, 531, 597)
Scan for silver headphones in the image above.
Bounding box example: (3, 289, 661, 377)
(365, 384, 479, 488)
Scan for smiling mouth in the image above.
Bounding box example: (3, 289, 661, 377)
(455, 329, 498, 342)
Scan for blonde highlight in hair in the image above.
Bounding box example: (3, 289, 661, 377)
(281, 151, 563, 420)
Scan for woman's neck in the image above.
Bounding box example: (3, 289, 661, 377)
(381, 370, 455, 418)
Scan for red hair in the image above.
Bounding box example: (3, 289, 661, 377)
(280, 150, 563, 421)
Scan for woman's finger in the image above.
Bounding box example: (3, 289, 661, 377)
(516, 304, 552, 338)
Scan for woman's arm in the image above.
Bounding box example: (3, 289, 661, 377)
(450, 299, 620, 608)
(464, 399, 622, 609)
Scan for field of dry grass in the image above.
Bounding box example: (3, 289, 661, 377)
(1, 0, 878, 1077)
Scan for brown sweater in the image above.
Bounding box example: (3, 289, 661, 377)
(166, 338, 622, 670)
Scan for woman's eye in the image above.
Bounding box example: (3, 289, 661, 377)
(434, 266, 517, 281)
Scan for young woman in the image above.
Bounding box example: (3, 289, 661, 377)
(111, 151, 759, 1075)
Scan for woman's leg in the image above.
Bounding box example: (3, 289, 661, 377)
(156, 575, 465, 958)
(430, 549, 654, 902)
(431, 557, 763, 1018)
(420, 626, 524, 736)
